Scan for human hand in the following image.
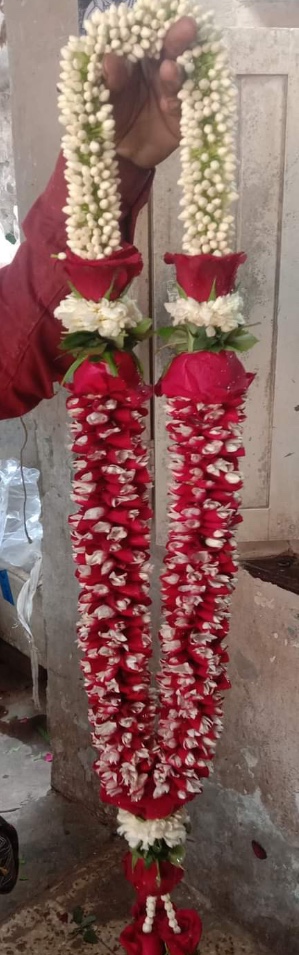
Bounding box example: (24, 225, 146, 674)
(103, 16, 197, 168)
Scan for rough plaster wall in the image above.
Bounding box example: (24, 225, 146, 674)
(186, 568, 299, 954)
(200, 0, 299, 27)
(0, 12, 15, 234)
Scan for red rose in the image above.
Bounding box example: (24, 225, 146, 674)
(164, 251, 246, 303)
(72, 353, 151, 401)
(120, 916, 164, 955)
(64, 244, 143, 302)
(160, 908, 202, 955)
(124, 855, 183, 901)
(157, 351, 253, 403)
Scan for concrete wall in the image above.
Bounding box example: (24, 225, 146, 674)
(188, 568, 299, 955)
(2, 1, 299, 952)
(0, 9, 15, 234)
(203, 0, 299, 27)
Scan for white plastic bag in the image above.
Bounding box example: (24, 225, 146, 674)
(0, 459, 42, 572)
(0, 460, 43, 707)
(0, 207, 20, 268)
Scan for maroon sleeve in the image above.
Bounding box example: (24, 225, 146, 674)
(0, 153, 154, 420)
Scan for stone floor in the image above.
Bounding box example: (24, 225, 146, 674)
(0, 645, 270, 955)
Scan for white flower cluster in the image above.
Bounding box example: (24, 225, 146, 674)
(165, 291, 244, 337)
(178, 28, 237, 255)
(58, 0, 237, 261)
(117, 807, 189, 851)
(54, 292, 142, 338)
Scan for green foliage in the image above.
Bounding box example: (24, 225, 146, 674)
(60, 317, 152, 384)
(158, 323, 258, 356)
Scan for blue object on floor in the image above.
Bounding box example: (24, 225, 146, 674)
(0, 570, 14, 606)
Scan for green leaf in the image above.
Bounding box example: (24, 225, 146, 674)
(72, 906, 84, 926)
(192, 328, 212, 352)
(83, 928, 98, 944)
(208, 279, 217, 302)
(81, 916, 97, 929)
(60, 331, 97, 352)
(114, 331, 126, 350)
(68, 281, 84, 300)
(103, 276, 117, 301)
(158, 326, 175, 342)
(105, 351, 118, 376)
(145, 854, 154, 869)
(133, 318, 152, 340)
(168, 845, 186, 868)
(37, 726, 51, 744)
(225, 329, 258, 352)
(132, 353, 144, 377)
(88, 343, 106, 357)
(131, 850, 139, 870)
(62, 355, 86, 385)
(166, 327, 189, 352)
(186, 325, 197, 352)
(89, 354, 104, 364)
(177, 283, 188, 299)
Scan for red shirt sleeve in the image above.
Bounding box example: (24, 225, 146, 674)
(0, 153, 154, 420)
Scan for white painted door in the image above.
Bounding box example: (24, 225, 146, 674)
(152, 28, 299, 545)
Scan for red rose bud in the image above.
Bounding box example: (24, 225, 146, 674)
(160, 908, 202, 955)
(157, 351, 253, 404)
(72, 353, 151, 400)
(120, 914, 165, 955)
(164, 251, 246, 303)
(64, 243, 143, 301)
(123, 855, 183, 901)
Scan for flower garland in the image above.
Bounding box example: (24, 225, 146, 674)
(54, 2, 256, 953)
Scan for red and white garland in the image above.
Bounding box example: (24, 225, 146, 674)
(53, 2, 256, 953)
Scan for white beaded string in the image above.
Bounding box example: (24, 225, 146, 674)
(58, 0, 237, 261)
(162, 894, 181, 934)
(142, 894, 182, 935)
(143, 896, 157, 934)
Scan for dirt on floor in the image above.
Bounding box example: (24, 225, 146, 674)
(0, 841, 271, 955)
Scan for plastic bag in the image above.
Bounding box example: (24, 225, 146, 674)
(0, 460, 43, 708)
(0, 207, 20, 268)
(0, 459, 42, 572)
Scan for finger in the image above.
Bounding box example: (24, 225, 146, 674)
(103, 52, 132, 93)
(163, 16, 197, 60)
(160, 94, 181, 118)
(159, 59, 184, 98)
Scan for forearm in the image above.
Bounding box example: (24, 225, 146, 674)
(0, 153, 154, 420)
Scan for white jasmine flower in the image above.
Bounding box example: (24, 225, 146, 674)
(58, 0, 237, 259)
(117, 808, 189, 851)
(164, 291, 244, 334)
(54, 293, 142, 338)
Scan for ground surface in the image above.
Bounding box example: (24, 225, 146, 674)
(0, 645, 271, 954)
